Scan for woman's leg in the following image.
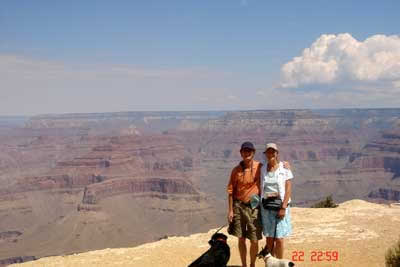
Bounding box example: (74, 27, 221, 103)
(275, 238, 284, 259)
(266, 237, 275, 256)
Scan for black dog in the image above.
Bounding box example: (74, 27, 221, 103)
(188, 232, 230, 267)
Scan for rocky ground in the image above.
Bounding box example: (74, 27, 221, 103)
(12, 200, 400, 267)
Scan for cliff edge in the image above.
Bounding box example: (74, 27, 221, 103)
(12, 199, 400, 267)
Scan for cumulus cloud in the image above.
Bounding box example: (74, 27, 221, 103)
(280, 33, 400, 89)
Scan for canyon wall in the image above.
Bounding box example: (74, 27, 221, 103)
(1, 109, 399, 262)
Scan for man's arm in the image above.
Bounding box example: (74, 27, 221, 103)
(283, 161, 291, 170)
(228, 194, 234, 223)
(227, 168, 236, 223)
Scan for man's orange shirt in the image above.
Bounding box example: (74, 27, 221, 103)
(227, 160, 261, 203)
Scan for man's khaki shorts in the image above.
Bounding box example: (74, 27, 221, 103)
(230, 200, 263, 241)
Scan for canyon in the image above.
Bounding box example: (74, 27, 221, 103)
(0, 109, 399, 264)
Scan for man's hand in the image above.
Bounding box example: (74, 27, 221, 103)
(228, 210, 234, 223)
(283, 161, 291, 170)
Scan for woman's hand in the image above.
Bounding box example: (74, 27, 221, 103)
(277, 208, 286, 219)
(228, 210, 234, 223)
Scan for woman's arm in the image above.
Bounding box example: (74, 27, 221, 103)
(277, 179, 292, 219)
(282, 179, 292, 208)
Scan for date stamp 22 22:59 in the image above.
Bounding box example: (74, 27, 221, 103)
(291, 250, 340, 262)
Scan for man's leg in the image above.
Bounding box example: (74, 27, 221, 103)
(249, 240, 258, 267)
(275, 238, 284, 259)
(238, 237, 247, 267)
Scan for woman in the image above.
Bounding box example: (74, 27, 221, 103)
(260, 143, 293, 259)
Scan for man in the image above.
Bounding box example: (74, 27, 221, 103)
(227, 141, 262, 267)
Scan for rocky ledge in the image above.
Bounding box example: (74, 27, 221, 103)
(82, 177, 199, 204)
(368, 188, 400, 201)
(13, 174, 106, 192)
(0, 256, 36, 267)
(11, 200, 400, 267)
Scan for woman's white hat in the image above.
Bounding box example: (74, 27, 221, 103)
(265, 143, 278, 152)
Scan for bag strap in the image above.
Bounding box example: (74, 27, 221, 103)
(234, 161, 244, 197)
(234, 160, 251, 197)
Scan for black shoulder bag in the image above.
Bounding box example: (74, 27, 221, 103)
(262, 197, 282, 211)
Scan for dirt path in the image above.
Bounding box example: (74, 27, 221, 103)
(13, 200, 400, 267)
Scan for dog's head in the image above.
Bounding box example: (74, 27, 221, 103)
(256, 246, 271, 259)
(257, 248, 295, 266)
(208, 233, 228, 246)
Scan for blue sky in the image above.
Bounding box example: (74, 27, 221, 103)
(1, 0, 399, 115)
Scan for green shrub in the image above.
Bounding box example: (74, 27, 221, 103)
(386, 238, 400, 267)
(311, 195, 338, 208)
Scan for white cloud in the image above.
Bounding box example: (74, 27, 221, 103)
(280, 33, 400, 89)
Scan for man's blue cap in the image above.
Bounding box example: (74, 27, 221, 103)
(241, 141, 255, 151)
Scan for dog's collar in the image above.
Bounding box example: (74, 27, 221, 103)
(215, 238, 227, 243)
(263, 253, 272, 260)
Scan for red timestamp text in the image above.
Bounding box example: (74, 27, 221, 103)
(291, 250, 339, 262)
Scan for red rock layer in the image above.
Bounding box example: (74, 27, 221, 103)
(82, 178, 199, 204)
